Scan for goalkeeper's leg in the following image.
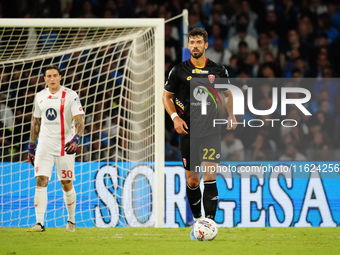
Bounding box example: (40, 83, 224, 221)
(27, 176, 49, 232)
(61, 180, 76, 232)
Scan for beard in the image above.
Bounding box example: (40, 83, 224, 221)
(191, 50, 203, 59)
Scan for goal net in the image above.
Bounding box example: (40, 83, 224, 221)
(0, 19, 164, 228)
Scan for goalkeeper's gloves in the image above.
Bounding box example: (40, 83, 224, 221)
(64, 135, 80, 154)
(28, 143, 36, 166)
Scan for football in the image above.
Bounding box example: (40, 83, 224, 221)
(193, 218, 218, 241)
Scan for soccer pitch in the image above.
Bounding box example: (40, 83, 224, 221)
(1, 227, 339, 255)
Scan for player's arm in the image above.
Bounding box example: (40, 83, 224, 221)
(223, 90, 237, 130)
(28, 117, 41, 166)
(162, 90, 188, 135)
(30, 117, 41, 144)
(74, 114, 85, 137)
(64, 114, 84, 154)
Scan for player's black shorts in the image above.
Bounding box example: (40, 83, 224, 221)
(180, 134, 221, 171)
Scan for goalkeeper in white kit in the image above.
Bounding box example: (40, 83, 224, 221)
(27, 65, 84, 232)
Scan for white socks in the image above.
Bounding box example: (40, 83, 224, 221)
(63, 187, 76, 223)
(34, 187, 47, 225)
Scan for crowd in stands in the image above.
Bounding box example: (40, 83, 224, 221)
(0, 0, 340, 161)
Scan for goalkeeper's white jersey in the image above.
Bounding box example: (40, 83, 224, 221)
(34, 86, 84, 156)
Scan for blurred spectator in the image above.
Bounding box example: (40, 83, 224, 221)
(205, 38, 232, 66)
(228, 12, 258, 40)
(79, 0, 97, 18)
(279, 29, 311, 70)
(276, 0, 299, 34)
(207, 23, 228, 48)
(279, 143, 307, 160)
(245, 51, 260, 77)
(258, 32, 278, 63)
(220, 131, 245, 161)
(207, 2, 228, 28)
(307, 88, 335, 115)
(0, 92, 14, 130)
(226, 55, 238, 78)
(313, 69, 340, 103)
(228, 21, 258, 54)
(316, 13, 339, 43)
(249, 132, 273, 160)
(309, 0, 328, 16)
(165, 24, 181, 64)
(260, 62, 280, 78)
(40, 0, 62, 18)
(230, 0, 258, 28)
(298, 15, 315, 48)
(309, 52, 330, 78)
(327, 0, 340, 29)
(188, 11, 205, 30)
(306, 131, 333, 160)
(236, 41, 250, 64)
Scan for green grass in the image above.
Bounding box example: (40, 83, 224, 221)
(0, 227, 339, 255)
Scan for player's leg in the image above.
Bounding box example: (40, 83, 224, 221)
(185, 170, 201, 219)
(56, 155, 76, 232)
(27, 153, 54, 232)
(201, 161, 218, 220)
(201, 135, 221, 221)
(181, 136, 202, 220)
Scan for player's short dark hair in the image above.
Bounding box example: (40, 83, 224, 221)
(44, 65, 61, 76)
(188, 28, 208, 43)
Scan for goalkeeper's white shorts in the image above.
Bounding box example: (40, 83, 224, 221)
(35, 153, 76, 181)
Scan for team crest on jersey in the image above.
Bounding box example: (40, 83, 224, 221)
(183, 158, 187, 167)
(208, 74, 215, 84)
(46, 108, 57, 121)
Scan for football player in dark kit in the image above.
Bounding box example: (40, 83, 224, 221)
(163, 28, 237, 240)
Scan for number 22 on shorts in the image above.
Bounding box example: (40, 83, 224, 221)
(203, 148, 215, 160)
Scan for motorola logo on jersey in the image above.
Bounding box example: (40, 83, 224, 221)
(192, 84, 223, 115)
(46, 108, 57, 121)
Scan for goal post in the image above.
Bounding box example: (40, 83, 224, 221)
(0, 19, 164, 228)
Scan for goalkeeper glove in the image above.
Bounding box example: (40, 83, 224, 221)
(64, 135, 80, 154)
(28, 143, 36, 166)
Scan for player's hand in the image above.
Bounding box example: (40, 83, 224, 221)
(64, 135, 80, 154)
(173, 117, 189, 135)
(227, 115, 237, 130)
(28, 143, 36, 166)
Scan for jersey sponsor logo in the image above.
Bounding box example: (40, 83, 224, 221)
(192, 68, 209, 74)
(46, 108, 57, 121)
(192, 84, 223, 114)
(75, 97, 81, 104)
(193, 86, 209, 102)
(208, 74, 215, 84)
(187, 76, 192, 81)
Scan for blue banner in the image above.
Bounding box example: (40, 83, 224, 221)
(1, 161, 339, 227)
